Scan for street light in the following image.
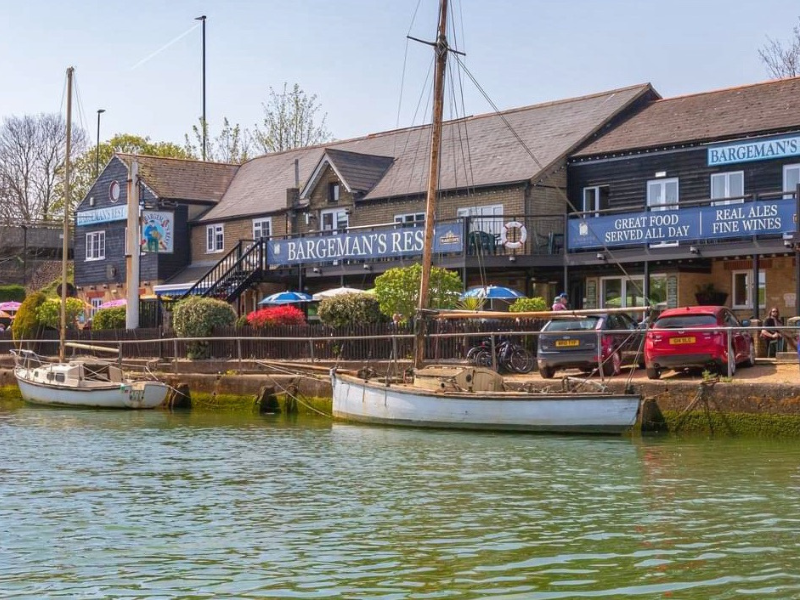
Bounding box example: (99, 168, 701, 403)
(95, 108, 105, 178)
(195, 15, 207, 161)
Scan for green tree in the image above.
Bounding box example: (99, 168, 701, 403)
(72, 134, 191, 205)
(317, 293, 384, 328)
(92, 307, 126, 330)
(374, 264, 462, 321)
(509, 297, 547, 313)
(184, 117, 252, 164)
(254, 83, 332, 153)
(35, 297, 86, 330)
(12, 291, 46, 341)
(172, 296, 236, 359)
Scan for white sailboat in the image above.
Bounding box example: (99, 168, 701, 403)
(11, 67, 169, 409)
(331, 1, 642, 434)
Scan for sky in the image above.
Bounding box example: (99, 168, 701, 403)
(2, 0, 800, 150)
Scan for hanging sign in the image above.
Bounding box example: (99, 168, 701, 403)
(140, 211, 174, 254)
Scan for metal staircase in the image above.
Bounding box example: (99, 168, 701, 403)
(180, 239, 265, 302)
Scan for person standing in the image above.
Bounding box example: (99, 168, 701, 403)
(552, 293, 568, 311)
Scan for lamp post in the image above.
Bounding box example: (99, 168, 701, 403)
(195, 15, 207, 161)
(95, 109, 105, 178)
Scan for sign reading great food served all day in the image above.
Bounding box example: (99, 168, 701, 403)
(267, 223, 463, 265)
(568, 198, 796, 250)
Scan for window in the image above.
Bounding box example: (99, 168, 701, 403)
(252, 218, 272, 239)
(394, 213, 425, 227)
(783, 164, 800, 198)
(711, 171, 744, 205)
(732, 270, 765, 309)
(90, 297, 103, 316)
(582, 186, 609, 216)
(206, 224, 224, 253)
(328, 182, 340, 203)
(457, 204, 504, 237)
(600, 275, 665, 309)
(647, 177, 679, 247)
(321, 208, 348, 233)
(85, 231, 105, 260)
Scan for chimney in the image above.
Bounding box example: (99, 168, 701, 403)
(286, 188, 299, 208)
(294, 158, 300, 188)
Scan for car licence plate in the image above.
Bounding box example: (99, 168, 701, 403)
(555, 339, 580, 347)
(670, 336, 696, 345)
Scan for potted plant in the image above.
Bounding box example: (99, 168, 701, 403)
(695, 282, 728, 306)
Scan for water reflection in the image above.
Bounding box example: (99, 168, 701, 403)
(1, 406, 799, 598)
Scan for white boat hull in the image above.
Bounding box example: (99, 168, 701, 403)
(14, 367, 169, 409)
(331, 371, 640, 434)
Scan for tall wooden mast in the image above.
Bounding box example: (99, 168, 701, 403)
(60, 67, 74, 363)
(414, 0, 449, 369)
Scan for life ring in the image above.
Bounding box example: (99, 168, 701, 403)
(500, 221, 528, 249)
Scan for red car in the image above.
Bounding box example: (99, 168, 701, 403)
(645, 306, 754, 379)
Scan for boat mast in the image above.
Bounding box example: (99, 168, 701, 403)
(60, 67, 74, 363)
(414, 0, 449, 369)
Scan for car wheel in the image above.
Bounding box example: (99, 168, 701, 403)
(603, 350, 622, 376)
(744, 340, 755, 367)
(539, 365, 555, 379)
(646, 366, 661, 380)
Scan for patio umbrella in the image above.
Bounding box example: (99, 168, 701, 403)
(312, 287, 369, 301)
(0, 310, 11, 319)
(0, 301, 21, 312)
(460, 285, 525, 300)
(98, 298, 127, 309)
(258, 291, 313, 305)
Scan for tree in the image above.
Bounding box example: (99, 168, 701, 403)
(72, 133, 191, 206)
(759, 18, 800, 78)
(374, 264, 462, 321)
(254, 83, 332, 153)
(184, 117, 252, 164)
(0, 113, 88, 224)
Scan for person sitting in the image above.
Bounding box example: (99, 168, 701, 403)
(552, 293, 568, 311)
(760, 307, 784, 357)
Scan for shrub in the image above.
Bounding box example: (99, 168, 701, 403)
(317, 293, 384, 328)
(172, 296, 236, 359)
(12, 292, 47, 341)
(0, 284, 25, 303)
(93, 307, 126, 330)
(35, 297, 87, 330)
(509, 297, 548, 313)
(235, 314, 249, 328)
(246, 305, 306, 327)
(374, 264, 462, 320)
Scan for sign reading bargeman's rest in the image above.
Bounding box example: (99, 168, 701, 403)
(140, 211, 174, 254)
(268, 223, 463, 265)
(708, 133, 800, 166)
(76, 205, 128, 226)
(568, 198, 796, 250)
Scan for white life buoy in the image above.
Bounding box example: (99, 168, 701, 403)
(500, 221, 528, 249)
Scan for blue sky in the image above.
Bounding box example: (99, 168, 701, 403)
(2, 0, 799, 149)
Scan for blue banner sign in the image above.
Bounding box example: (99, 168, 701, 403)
(76, 205, 128, 226)
(568, 198, 796, 250)
(267, 223, 464, 265)
(708, 133, 800, 166)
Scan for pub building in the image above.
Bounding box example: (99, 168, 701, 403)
(74, 77, 800, 351)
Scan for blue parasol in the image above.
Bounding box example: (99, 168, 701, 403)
(460, 285, 525, 300)
(258, 291, 313, 305)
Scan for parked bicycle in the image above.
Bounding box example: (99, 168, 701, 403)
(466, 336, 534, 374)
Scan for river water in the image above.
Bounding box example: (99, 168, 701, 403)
(1, 400, 800, 599)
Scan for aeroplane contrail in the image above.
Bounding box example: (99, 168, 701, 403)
(130, 23, 199, 70)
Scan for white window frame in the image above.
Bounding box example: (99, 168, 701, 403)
(394, 212, 425, 227)
(85, 231, 105, 261)
(711, 171, 744, 205)
(252, 218, 272, 240)
(582, 186, 609, 217)
(328, 182, 341, 203)
(206, 224, 224, 253)
(732, 269, 766, 310)
(647, 177, 679, 248)
(783, 164, 800, 199)
(599, 275, 665, 309)
(320, 208, 348, 232)
(457, 204, 504, 237)
(90, 297, 104, 316)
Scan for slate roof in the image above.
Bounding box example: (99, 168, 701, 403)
(199, 83, 655, 222)
(303, 148, 394, 197)
(574, 77, 800, 158)
(116, 154, 239, 203)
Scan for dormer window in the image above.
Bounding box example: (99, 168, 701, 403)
(328, 183, 340, 203)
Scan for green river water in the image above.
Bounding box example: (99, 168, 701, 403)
(1, 399, 799, 599)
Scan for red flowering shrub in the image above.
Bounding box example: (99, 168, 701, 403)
(246, 305, 306, 327)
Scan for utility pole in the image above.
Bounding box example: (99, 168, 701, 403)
(196, 15, 207, 161)
(95, 109, 105, 178)
(126, 160, 140, 330)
